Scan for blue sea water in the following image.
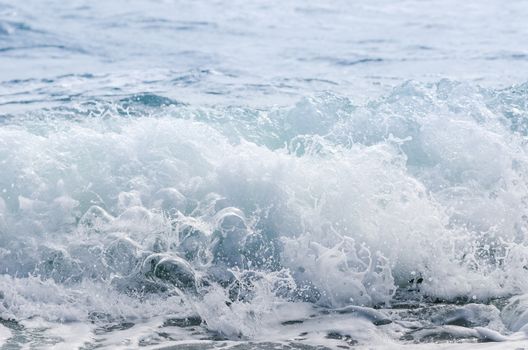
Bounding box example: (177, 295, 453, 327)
(1, 0, 528, 349)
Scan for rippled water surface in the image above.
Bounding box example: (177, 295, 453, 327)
(1, 0, 528, 349)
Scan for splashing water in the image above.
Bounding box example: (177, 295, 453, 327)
(2, 0, 528, 348)
(1, 80, 528, 348)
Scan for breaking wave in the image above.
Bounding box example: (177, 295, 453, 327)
(2, 80, 528, 345)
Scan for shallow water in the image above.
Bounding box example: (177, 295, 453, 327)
(1, 0, 528, 349)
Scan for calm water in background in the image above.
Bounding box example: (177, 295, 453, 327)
(1, 1, 528, 349)
(1, 0, 528, 111)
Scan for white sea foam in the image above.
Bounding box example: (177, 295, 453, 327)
(1, 81, 528, 348)
(0, 323, 11, 346)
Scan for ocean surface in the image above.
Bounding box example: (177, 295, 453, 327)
(1, 0, 528, 349)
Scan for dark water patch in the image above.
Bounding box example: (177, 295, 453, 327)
(0, 21, 28, 35)
(356, 39, 394, 44)
(301, 78, 339, 85)
(55, 73, 96, 80)
(205, 90, 225, 95)
(400, 326, 479, 343)
(144, 20, 218, 31)
(163, 316, 203, 328)
(325, 332, 358, 346)
(0, 44, 88, 54)
(94, 321, 135, 335)
(409, 45, 436, 51)
(331, 305, 392, 326)
(138, 331, 179, 346)
(484, 53, 528, 61)
(0, 318, 23, 331)
(0, 318, 64, 349)
(171, 69, 214, 86)
(334, 58, 384, 66)
(297, 55, 384, 66)
(0, 75, 93, 85)
(119, 93, 183, 108)
(281, 319, 305, 325)
(0, 97, 74, 106)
